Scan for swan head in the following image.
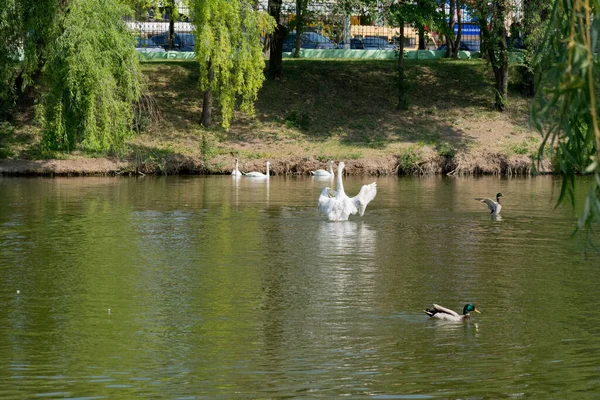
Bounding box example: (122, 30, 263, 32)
(339, 161, 345, 170)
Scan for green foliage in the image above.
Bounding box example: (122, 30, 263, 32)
(0, 122, 15, 158)
(472, 0, 510, 109)
(531, 0, 600, 246)
(0, 0, 59, 115)
(437, 141, 456, 158)
(191, 0, 275, 129)
(284, 110, 311, 130)
(200, 134, 217, 164)
(398, 145, 423, 173)
(39, 0, 142, 153)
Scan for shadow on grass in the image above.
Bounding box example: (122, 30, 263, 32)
(255, 59, 497, 152)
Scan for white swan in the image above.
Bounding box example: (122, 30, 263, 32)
(231, 158, 242, 177)
(310, 160, 334, 177)
(317, 161, 377, 221)
(244, 161, 270, 178)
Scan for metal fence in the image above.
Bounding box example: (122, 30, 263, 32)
(126, 3, 480, 53)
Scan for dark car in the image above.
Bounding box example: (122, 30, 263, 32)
(149, 32, 196, 51)
(362, 36, 396, 50)
(437, 41, 472, 51)
(338, 38, 364, 49)
(282, 31, 336, 52)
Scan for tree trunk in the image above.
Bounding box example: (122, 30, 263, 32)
(168, 1, 175, 50)
(397, 22, 407, 110)
(343, 15, 351, 49)
(494, 62, 509, 110)
(451, 0, 462, 58)
(446, 0, 455, 58)
(492, 0, 509, 110)
(268, 0, 284, 79)
(201, 62, 213, 127)
(417, 0, 426, 50)
(418, 26, 425, 50)
(294, 0, 305, 58)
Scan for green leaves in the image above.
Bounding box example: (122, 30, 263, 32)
(532, 0, 600, 246)
(40, 0, 143, 153)
(191, 0, 275, 129)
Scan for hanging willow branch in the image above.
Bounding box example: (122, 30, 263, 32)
(532, 0, 600, 246)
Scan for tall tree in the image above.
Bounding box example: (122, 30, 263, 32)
(385, 0, 435, 109)
(191, 0, 275, 128)
(40, 0, 143, 152)
(532, 0, 600, 243)
(268, 0, 286, 79)
(519, 0, 552, 96)
(293, 0, 309, 58)
(473, 0, 509, 110)
(443, 0, 464, 58)
(0, 0, 60, 117)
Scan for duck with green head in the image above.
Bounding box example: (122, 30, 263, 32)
(425, 303, 481, 321)
(475, 192, 503, 215)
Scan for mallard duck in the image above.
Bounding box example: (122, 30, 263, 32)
(244, 161, 270, 178)
(317, 161, 377, 221)
(475, 192, 503, 215)
(425, 303, 480, 321)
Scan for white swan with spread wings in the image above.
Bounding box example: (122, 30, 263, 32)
(317, 162, 377, 221)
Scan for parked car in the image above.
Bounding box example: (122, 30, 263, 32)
(337, 38, 364, 49)
(149, 32, 196, 51)
(362, 36, 396, 50)
(282, 31, 336, 52)
(135, 36, 166, 53)
(437, 41, 472, 51)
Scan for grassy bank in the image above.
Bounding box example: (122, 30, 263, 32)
(0, 58, 547, 175)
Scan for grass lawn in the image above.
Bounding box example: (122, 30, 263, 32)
(1, 58, 546, 175)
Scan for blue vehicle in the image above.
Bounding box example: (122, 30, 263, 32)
(149, 32, 196, 51)
(282, 31, 336, 52)
(338, 38, 364, 49)
(361, 36, 396, 50)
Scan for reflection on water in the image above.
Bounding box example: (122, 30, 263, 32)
(0, 175, 599, 399)
(318, 221, 376, 255)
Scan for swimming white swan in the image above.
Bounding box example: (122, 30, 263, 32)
(475, 192, 503, 215)
(231, 158, 242, 177)
(317, 161, 377, 221)
(311, 160, 334, 177)
(244, 161, 270, 178)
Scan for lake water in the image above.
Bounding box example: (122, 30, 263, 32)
(0, 175, 599, 399)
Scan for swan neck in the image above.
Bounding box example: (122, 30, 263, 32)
(336, 165, 345, 196)
(266, 163, 270, 177)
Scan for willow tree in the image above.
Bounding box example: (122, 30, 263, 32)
(191, 0, 274, 129)
(40, 0, 142, 152)
(0, 0, 60, 117)
(532, 0, 600, 244)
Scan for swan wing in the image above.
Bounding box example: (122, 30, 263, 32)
(318, 187, 336, 214)
(475, 198, 498, 213)
(352, 182, 377, 216)
(432, 304, 460, 318)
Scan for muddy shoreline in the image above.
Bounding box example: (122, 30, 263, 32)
(0, 152, 550, 177)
